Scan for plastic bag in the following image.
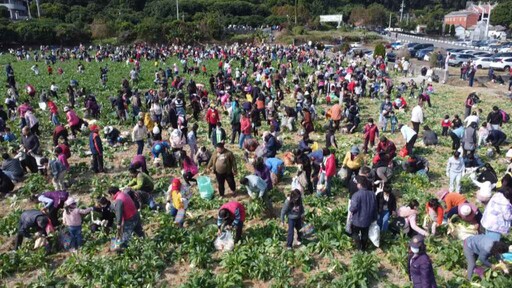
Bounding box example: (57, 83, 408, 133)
(34, 235, 48, 250)
(447, 222, 478, 241)
(338, 167, 348, 181)
(398, 146, 409, 158)
(214, 231, 234, 252)
(368, 221, 380, 248)
(300, 223, 315, 237)
(110, 238, 124, 252)
(59, 229, 72, 251)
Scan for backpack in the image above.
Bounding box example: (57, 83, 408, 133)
(500, 110, 510, 123)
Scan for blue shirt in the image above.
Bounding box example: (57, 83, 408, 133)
(265, 157, 284, 175)
(308, 149, 323, 165)
(244, 175, 268, 198)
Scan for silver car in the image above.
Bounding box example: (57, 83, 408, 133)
(448, 54, 476, 66)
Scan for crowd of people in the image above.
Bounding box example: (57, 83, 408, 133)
(2, 41, 512, 286)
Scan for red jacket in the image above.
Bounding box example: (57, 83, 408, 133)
(364, 124, 379, 141)
(240, 117, 251, 135)
(219, 201, 246, 225)
(58, 143, 71, 159)
(48, 101, 58, 114)
(205, 108, 220, 125)
(113, 191, 137, 222)
(323, 154, 337, 177)
(425, 203, 444, 226)
(376, 140, 396, 158)
(441, 119, 452, 128)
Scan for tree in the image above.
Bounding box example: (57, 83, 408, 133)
(90, 18, 113, 39)
(449, 24, 455, 37)
(0, 6, 9, 19)
(40, 3, 69, 22)
(349, 5, 368, 26)
(374, 43, 385, 58)
(135, 17, 165, 43)
(491, 1, 512, 27)
(367, 3, 388, 28)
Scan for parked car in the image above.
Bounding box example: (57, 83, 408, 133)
(448, 54, 476, 66)
(493, 52, 512, 59)
(498, 42, 512, 53)
(490, 58, 512, 71)
(416, 47, 434, 60)
(350, 42, 363, 48)
(390, 42, 403, 50)
(473, 57, 494, 69)
(386, 51, 396, 62)
(471, 51, 493, 57)
(409, 43, 434, 57)
(406, 43, 420, 51)
(446, 48, 464, 54)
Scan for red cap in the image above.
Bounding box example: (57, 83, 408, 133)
(171, 178, 181, 190)
(89, 124, 99, 132)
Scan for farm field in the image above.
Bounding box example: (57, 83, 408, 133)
(0, 47, 511, 288)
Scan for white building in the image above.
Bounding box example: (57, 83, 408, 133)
(0, 0, 29, 20)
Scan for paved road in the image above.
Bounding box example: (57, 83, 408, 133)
(384, 33, 485, 51)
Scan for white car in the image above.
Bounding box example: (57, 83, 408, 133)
(490, 58, 512, 71)
(350, 42, 363, 48)
(473, 57, 494, 69)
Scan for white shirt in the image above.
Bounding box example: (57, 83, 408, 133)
(402, 61, 410, 70)
(411, 105, 424, 123)
(50, 84, 58, 92)
(464, 115, 479, 127)
(401, 125, 417, 142)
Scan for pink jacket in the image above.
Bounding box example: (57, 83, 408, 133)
(58, 154, 70, 170)
(398, 206, 428, 236)
(63, 207, 92, 227)
(183, 158, 198, 175)
(66, 110, 80, 126)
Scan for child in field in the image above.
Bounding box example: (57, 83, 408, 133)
(441, 115, 452, 136)
(63, 197, 92, 252)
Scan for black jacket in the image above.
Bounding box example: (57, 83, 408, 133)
(487, 111, 503, 126)
(376, 192, 397, 213)
(0, 170, 14, 193)
(18, 210, 47, 237)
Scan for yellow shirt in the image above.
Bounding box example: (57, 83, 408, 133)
(343, 151, 365, 170)
(171, 190, 184, 210)
(144, 113, 155, 131)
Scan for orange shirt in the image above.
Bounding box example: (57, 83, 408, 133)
(444, 193, 466, 211)
(330, 104, 342, 121)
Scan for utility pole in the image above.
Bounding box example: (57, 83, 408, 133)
(25, 0, 31, 19)
(294, 0, 297, 25)
(176, 0, 179, 21)
(399, 0, 405, 22)
(389, 13, 392, 30)
(484, 2, 497, 41)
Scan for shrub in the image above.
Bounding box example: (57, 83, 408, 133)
(429, 53, 438, 68)
(396, 48, 411, 61)
(374, 43, 386, 58)
(292, 26, 305, 35)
